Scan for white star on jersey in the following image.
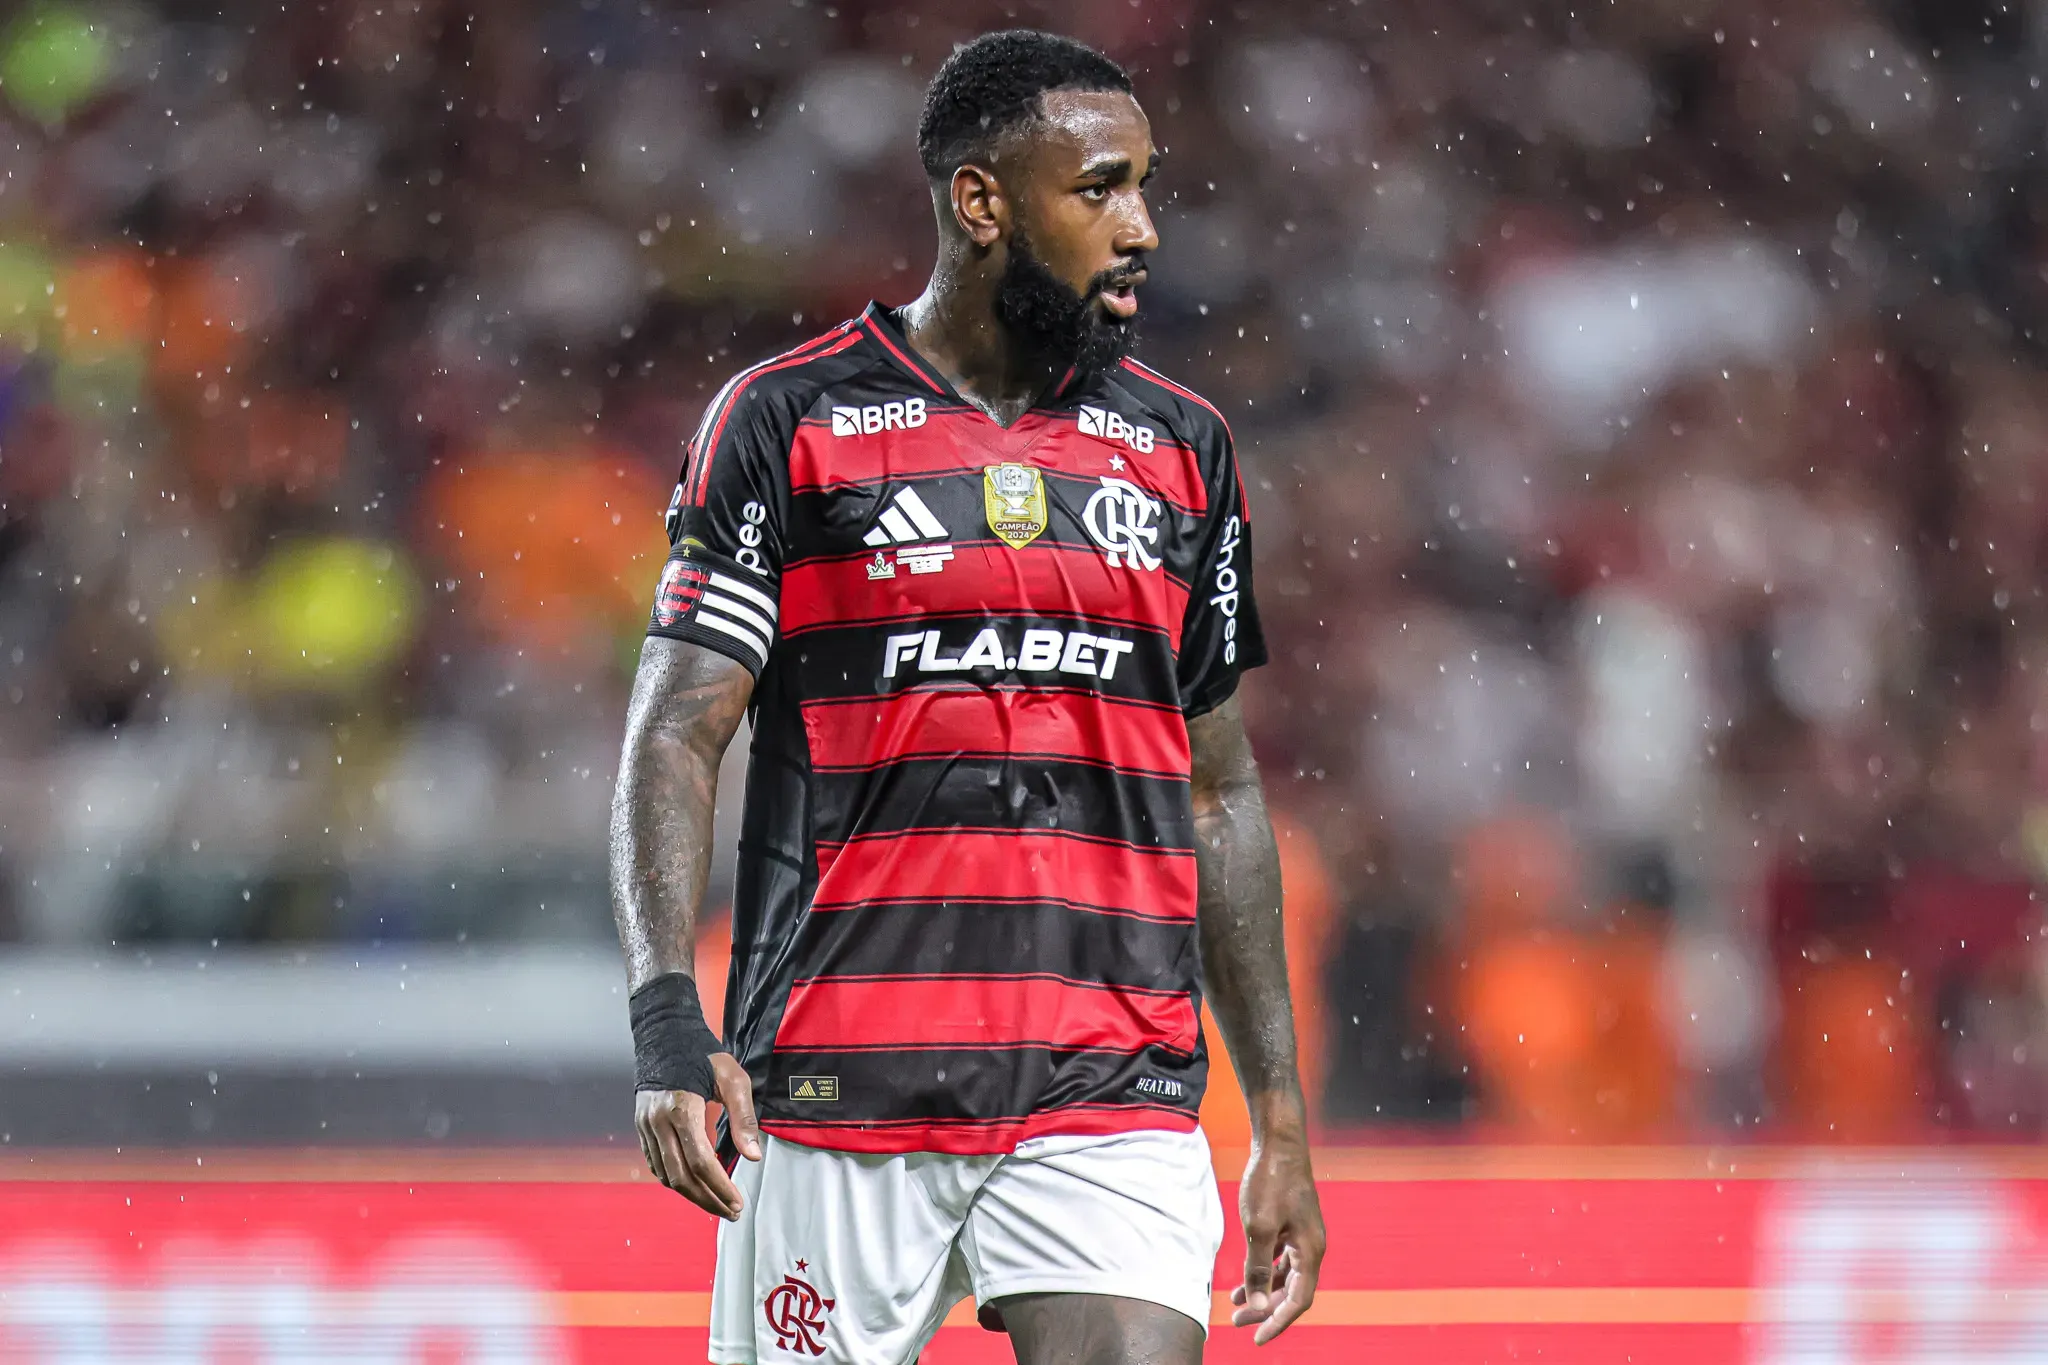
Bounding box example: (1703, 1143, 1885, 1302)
(1108, 452, 1127, 472)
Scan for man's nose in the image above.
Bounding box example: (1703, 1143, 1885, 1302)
(1116, 197, 1159, 255)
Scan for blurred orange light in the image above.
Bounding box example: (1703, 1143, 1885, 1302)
(54, 249, 154, 360)
(423, 448, 670, 652)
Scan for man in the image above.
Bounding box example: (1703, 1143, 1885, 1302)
(610, 29, 1324, 1364)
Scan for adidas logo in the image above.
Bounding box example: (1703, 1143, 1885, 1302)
(861, 486, 954, 575)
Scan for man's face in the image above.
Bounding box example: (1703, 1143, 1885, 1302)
(996, 89, 1160, 370)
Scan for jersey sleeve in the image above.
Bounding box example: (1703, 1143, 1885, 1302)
(1177, 426, 1267, 718)
(646, 382, 793, 676)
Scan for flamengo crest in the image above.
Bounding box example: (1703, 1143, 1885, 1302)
(1082, 476, 1162, 571)
(983, 463, 1048, 549)
(764, 1265, 835, 1355)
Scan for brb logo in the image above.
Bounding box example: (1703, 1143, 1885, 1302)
(1083, 477, 1163, 572)
(831, 397, 927, 436)
(1077, 404, 1155, 453)
(763, 1263, 835, 1355)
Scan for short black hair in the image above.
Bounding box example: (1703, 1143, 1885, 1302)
(917, 30, 1133, 181)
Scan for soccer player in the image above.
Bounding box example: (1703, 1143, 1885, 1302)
(611, 29, 1324, 1364)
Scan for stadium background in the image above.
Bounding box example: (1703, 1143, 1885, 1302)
(1, 0, 2046, 1358)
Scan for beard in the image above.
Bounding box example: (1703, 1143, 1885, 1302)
(995, 226, 1142, 374)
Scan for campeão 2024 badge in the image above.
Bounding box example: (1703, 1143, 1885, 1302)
(983, 463, 1048, 549)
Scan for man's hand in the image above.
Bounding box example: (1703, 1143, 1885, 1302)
(1187, 696, 1326, 1342)
(1229, 1128, 1325, 1343)
(635, 1053, 763, 1220)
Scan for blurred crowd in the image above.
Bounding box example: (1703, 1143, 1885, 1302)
(3, 0, 2047, 1140)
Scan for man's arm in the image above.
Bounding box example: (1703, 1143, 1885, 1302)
(1189, 693, 1325, 1343)
(610, 636, 763, 1219)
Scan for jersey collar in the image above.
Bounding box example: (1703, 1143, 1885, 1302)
(859, 301, 1089, 413)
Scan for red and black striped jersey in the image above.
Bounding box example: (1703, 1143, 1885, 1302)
(645, 302, 1266, 1155)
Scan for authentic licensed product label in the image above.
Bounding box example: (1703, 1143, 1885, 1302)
(789, 1075, 840, 1102)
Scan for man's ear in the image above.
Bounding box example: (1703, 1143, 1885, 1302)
(949, 163, 1007, 249)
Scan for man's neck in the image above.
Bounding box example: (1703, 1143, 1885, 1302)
(898, 277, 1064, 429)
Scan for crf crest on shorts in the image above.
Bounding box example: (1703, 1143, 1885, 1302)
(763, 1262, 834, 1355)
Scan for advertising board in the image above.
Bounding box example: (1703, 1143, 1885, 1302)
(3, 1148, 2044, 1362)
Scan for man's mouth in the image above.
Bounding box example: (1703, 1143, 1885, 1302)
(1098, 270, 1146, 319)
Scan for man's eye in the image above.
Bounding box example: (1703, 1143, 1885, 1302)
(1082, 184, 1110, 201)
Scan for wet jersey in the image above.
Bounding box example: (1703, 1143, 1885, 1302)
(646, 302, 1266, 1155)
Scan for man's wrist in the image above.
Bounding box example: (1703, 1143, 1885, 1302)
(1244, 1085, 1310, 1145)
(629, 972, 722, 1096)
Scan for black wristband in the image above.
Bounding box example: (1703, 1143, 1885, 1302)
(629, 973, 722, 1096)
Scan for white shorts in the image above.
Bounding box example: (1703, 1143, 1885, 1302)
(707, 1127, 1224, 1364)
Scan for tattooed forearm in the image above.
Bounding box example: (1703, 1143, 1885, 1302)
(609, 637, 754, 989)
(1188, 694, 1303, 1120)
